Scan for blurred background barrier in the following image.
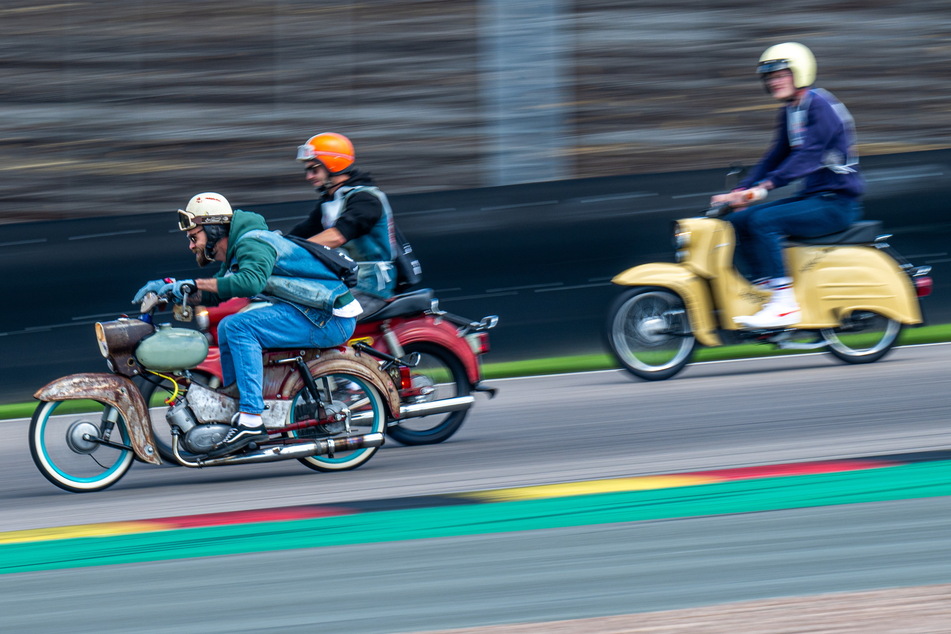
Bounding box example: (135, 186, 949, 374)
(1, 149, 949, 405)
(1, 1, 950, 222)
(3, 1, 951, 404)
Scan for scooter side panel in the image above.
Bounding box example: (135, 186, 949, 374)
(788, 246, 922, 326)
(612, 263, 721, 347)
(34, 373, 162, 465)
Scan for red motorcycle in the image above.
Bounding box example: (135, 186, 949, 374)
(138, 289, 498, 458)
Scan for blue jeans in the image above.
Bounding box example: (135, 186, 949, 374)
(728, 193, 863, 280)
(218, 302, 356, 414)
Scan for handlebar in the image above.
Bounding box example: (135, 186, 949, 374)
(705, 202, 733, 218)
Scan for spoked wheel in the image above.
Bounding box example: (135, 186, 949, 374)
(135, 371, 220, 462)
(386, 342, 470, 446)
(29, 399, 135, 492)
(822, 311, 903, 364)
(606, 287, 697, 381)
(289, 370, 386, 472)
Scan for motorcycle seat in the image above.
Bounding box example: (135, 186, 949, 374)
(786, 220, 884, 246)
(358, 288, 435, 322)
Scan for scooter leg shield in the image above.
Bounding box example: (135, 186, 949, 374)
(612, 263, 721, 347)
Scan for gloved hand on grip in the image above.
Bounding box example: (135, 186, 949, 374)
(132, 278, 173, 304)
(158, 279, 196, 301)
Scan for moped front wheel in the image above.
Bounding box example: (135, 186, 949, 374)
(289, 369, 387, 472)
(29, 399, 135, 492)
(386, 342, 470, 446)
(606, 287, 696, 381)
(822, 311, 903, 364)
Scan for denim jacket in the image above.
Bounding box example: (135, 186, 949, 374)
(337, 186, 397, 299)
(238, 229, 358, 326)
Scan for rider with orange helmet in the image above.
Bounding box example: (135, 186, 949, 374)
(291, 132, 399, 312)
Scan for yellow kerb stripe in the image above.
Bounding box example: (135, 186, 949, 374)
(458, 475, 721, 502)
(0, 521, 175, 545)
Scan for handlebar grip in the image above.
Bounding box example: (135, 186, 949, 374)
(705, 202, 732, 218)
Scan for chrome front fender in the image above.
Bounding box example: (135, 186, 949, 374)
(34, 373, 162, 465)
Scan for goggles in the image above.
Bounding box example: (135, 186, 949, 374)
(177, 209, 231, 231)
(296, 144, 317, 161)
(757, 60, 792, 76)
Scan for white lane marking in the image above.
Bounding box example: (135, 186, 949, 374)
(577, 192, 658, 204)
(487, 283, 563, 293)
(399, 208, 457, 216)
(671, 191, 722, 199)
(492, 341, 951, 382)
(68, 230, 147, 241)
(535, 282, 612, 292)
(0, 238, 48, 247)
(481, 200, 559, 211)
(866, 171, 944, 183)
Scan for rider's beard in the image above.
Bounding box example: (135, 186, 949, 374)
(191, 246, 213, 267)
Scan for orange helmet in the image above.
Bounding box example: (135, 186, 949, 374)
(296, 132, 355, 175)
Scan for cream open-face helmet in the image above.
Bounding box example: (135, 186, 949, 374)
(177, 192, 233, 231)
(757, 42, 816, 89)
(177, 192, 233, 266)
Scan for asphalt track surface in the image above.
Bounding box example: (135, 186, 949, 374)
(2, 344, 950, 631)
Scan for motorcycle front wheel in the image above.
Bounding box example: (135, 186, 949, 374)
(386, 342, 470, 446)
(29, 399, 135, 492)
(606, 287, 697, 381)
(821, 311, 903, 364)
(288, 369, 387, 472)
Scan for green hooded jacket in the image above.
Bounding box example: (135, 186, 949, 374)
(202, 209, 276, 303)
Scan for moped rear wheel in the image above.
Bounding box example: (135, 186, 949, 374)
(289, 370, 386, 472)
(386, 342, 470, 446)
(822, 311, 903, 364)
(29, 399, 135, 492)
(607, 287, 696, 381)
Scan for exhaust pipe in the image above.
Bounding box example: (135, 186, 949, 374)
(174, 433, 386, 467)
(348, 395, 475, 425)
(399, 395, 474, 419)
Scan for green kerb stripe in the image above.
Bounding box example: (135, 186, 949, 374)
(4, 460, 951, 574)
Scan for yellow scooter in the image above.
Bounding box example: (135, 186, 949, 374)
(606, 203, 933, 381)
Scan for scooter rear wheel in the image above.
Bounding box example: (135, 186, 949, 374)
(607, 287, 697, 381)
(822, 311, 903, 364)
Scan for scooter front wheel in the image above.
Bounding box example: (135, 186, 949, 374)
(821, 311, 903, 364)
(606, 287, 697, 381)
(29, 399, 135, 492)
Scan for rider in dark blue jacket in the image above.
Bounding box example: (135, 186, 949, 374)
(712, 42, 865, 329)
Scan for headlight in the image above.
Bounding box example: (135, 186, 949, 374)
(93, 318, 155, 375)
(673, 223, 690, 249)
(673, 223, 690, 262)
(95, 322, 110, 358)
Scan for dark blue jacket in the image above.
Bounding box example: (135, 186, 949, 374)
(740, 88, 864, 199)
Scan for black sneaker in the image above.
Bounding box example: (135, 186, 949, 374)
(207, 422, 269, 457)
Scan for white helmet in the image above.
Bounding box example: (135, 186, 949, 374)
(758, 42, 816, 89)
(177, 192, 233, 231)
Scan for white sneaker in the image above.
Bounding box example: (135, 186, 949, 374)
(733, 296, 801, 329)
